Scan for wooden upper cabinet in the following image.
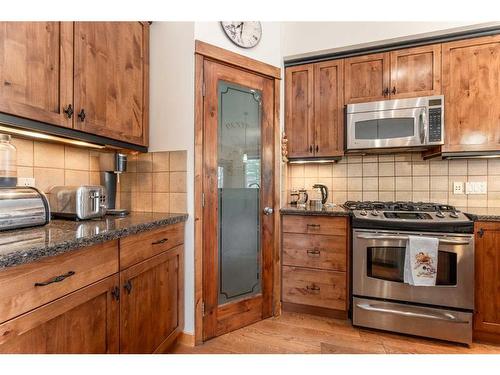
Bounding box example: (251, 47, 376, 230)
(389, 44, 441, 99)
(442, 35, 500, 153)
(120, 246, 183, 354)
(344, 52, 390, 104)
(74, 22, 149, 146)
(0, 275, 119, 354)
(314, 60, 344, 157)
(474, 222, 500, 341)
(285, 64, 314, 158)
(0, 22, 73, 128)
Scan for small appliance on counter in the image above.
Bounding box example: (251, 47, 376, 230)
(101, 153, 129, 216)
(308, 184, 329, 210)
(48, 185, 106, 220)
(289, 188, 308, 206)
(0, 187, 50, 231)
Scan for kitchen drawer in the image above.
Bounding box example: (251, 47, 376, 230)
(120, 223, 185, 270)
(282, 215, 347, 236)
(282, 233, 346, 271)
(0, 240, 118, 324)
(282, 266, 346, 311)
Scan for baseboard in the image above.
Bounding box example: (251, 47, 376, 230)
(473, 330, 500, 346)
(178, 332, 196, 347)
(282, 302, 348, 320)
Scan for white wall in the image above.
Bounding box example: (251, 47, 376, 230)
(149, 21, 196, 332)
(282, 22, 488, 58)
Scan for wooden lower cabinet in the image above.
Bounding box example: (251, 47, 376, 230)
(120, 245, 184, 354)
(0, 275, 119, 354)
(474, 221, 500, 343)
(281, 215, 349, 318)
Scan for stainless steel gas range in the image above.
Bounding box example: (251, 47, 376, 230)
(345, 201, 474, 345)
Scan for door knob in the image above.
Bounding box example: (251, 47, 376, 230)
(263, 207, 274, 215)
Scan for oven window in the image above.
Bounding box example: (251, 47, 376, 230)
(355, 118, 415, 140)
(367, 247, 457, 285)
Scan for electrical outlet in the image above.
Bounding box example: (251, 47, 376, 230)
(17, 177, 35, 187)
(453, 181, 464, 195)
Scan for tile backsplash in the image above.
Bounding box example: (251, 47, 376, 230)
(10, 136, 187, 214)
(286, 153, 500, 209)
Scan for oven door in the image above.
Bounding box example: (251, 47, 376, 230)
(353, 229, 474, 310)
(346, 107, 426, 150)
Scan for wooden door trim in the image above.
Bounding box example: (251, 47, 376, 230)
(193, 46, 281, 345)
(195, 40, 281, 79)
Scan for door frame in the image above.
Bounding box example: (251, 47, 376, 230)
(194, 40, 281, 345)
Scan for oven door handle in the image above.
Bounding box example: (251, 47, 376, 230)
(356, 234, 470, 245)
(356, 303, 470, 324)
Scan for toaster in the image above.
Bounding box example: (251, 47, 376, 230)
(48, 185, 107, 220)
(0, 187, 50, 231)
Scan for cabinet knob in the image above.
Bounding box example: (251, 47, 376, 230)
(77, 108, 86, 122)
(392, 86, 397, 95)
(63, 104, 74, 119)
(124, 280, 133, 294)
(383, 88, 390, 97)
(315, 145, 319, 153)
(309, 145, 313, 153)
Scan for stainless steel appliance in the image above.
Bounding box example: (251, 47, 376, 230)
(102, 153, 128, 216)
(346, 95, 444, 152)
(346, 201, 474, 344)
(0, 187, 50, 231)
(48, 185, 106, 220)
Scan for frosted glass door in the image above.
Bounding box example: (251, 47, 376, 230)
(217, 81, 262, 305)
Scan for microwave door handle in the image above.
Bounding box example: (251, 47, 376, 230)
(419, 108, 427, 144)
(356, 234, 470, 245)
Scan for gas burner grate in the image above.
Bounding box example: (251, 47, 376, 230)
(344, 201, 457, 212)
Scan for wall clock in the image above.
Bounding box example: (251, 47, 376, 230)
(220, 22, 262, 49)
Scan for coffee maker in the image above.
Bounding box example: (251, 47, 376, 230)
(102, 153, 128, 216)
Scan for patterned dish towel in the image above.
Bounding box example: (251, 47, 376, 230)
(404, 235, 439, 286)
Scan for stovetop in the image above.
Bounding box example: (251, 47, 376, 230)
(344, 201, 474, 233)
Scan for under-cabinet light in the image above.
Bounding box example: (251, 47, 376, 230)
(288, 159, 339, 164)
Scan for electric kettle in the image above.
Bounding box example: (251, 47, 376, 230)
(312, 184, 328, 205)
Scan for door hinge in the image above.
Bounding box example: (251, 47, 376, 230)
(202, 82, 206, 97)
(202, 192, 205, 208)
(201, 301, 205, 317)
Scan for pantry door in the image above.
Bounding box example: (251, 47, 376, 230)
(202, 59, 275, 341)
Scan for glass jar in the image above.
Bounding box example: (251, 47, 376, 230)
(0, 134, 17, 187)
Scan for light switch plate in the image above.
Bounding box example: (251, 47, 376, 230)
(17, 177, 35, 187)
(465, 181, 487, 194)
(453, 181, 464, 195)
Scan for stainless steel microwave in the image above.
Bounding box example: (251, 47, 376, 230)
(346, 95, 444, 152)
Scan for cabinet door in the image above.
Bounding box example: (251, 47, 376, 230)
(314, 60, 344, 157)
(285, 64, 314, 158)
(0, 275, 119, 354)
(442, 35, 500, 153)
(344, 52, 390, 104)
(74, 22, 149, 146)
(0, 22, 73, 127)
(389, 44, 441, 99)
(120, 245, 184, 354)
(474, 222, 500, 338)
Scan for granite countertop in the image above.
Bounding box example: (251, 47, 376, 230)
(459, 207, 500, 222)
(0, 212, 188, 270)
(280, 204, 350, 217)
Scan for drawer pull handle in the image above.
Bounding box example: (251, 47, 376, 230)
(306, 284, 320, 293)
(124, 280, 133, 294)
(152, 238, 168, 245)
(306, 224, 320, 229)
(34, 271, 76, 287)
(307, 249, 321, 256)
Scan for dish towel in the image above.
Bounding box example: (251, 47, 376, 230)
(404, 235, 439, 286)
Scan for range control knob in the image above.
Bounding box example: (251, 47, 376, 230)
(370, 210, 380, 216)
(449, 211, 459, 219)
(436, 211, 445, 218)
(360, 210, 368, 216)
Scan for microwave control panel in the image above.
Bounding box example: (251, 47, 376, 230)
(428, 107, 442, 143)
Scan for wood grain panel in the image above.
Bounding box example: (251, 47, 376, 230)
(314, 60, 344, 157)
(73, 22, 149, 146)
(442, 35, 500, 153)
(120, 222, 185, 270)
(282, 266, 346, 310)
(285, 64, 314, 158)
(282, 233, 346, 271)
(0, 22, 73, 127)
(0, 275, 119, 354)
(0, 240, 118, 324)
(474, 222, 500, 341)
(282, 215, 347, 236)
(120, 245, 183, 354)
(344, 52, 390, 104)
(390, 44, 441, 99)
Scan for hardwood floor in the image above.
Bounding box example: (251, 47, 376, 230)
(173, 311, 500, 354)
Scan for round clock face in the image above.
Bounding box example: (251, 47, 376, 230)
(220, 21, 262, 49)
